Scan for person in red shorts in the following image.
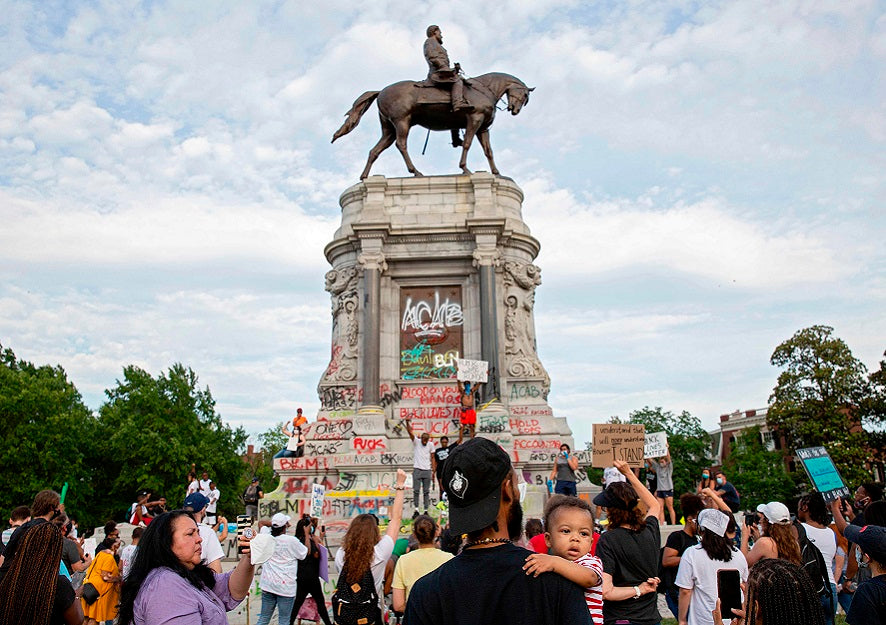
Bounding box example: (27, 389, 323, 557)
(457, 380, 482, 443)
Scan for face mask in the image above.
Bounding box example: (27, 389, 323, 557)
(716, 477, 724, 486)
(702, 473, 709, 479)
(854, 498, 869, 511)
(856, 548, 868, 567)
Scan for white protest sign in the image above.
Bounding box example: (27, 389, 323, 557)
(310, 483, 325, 518)
(456, 358, 488, 383)
(644, 431, 669, 459)
(82, 537, 97, 559)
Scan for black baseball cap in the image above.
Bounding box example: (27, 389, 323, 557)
(441, 437, 513, 534)
(593, 485, 636, 511)
(844, 524, 886, 563)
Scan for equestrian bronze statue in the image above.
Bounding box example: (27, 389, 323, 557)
(332, 25, 533, 179)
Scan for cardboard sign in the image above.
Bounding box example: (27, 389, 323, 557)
(796, 446, 851, 503)
(310, 483, 326, 518)
(644, 431, 669, 459)
(592, 423, 646, 468)
(456, 358, 488, 383)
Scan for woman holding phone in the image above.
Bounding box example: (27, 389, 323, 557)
(117, 510, 256, 625)
(288, 516, 332, 625)
(675, 509, 748, 625)
(550, 443, 580, 496)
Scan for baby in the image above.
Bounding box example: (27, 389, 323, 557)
(523, 495, 604, 625)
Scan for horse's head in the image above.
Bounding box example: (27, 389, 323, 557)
(506, 85, 534, 115)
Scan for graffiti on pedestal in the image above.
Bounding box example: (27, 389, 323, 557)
(400, 286, 463, 379)
(510, 404, 553, 417)
(318, 383, 401, 412)
(478, 413, 509, 434)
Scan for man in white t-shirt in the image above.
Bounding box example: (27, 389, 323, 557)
(205, 482, 220, 526)
(198, 471, 212, 497)
(183, 492, 225, 573)
(186, 473, 200, 496)
(119, 525, 143, 579)
(404, 418, 435, 517)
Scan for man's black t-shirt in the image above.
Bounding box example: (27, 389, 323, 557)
(596, 516, 662, 625)
(433, 444, 457, 480)
(404, 542, 591, 625)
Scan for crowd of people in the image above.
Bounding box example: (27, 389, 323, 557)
(1, 443, 884, 625)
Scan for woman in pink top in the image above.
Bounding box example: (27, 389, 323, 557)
(117, 510, 256, 625)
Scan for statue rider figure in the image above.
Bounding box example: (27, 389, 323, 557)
(424, 25, 473, 114)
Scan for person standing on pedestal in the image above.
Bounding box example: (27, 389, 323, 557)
(405, 419, 436, 518)
(550, 444, 580, 497)
(457, 380, 482, 443)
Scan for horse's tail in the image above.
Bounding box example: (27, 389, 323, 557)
(331, 91, 380, 143)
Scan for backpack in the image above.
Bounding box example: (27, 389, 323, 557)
(331, 566, 381, 625)
(794, 522, 833, 607)
(243, 484, 259, 505)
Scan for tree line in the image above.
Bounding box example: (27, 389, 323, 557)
(2, 324, 884, 529)
(0, 344, 276, 532)
(587, 325, 885, 518)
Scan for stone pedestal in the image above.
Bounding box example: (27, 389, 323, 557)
(265, 174, 596, 546)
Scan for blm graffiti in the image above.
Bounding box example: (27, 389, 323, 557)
(400, 286, 463, 380)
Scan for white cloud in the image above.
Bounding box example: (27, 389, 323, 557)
(522, 178, 849, 289)
(0, 0, 882, 439)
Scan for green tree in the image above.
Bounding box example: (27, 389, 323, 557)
(865, 350, 886, 423)
(0, 344, 100, 527)
(241, 422, 288, 496)
(768, 325, 875, 486)
(724, 425, 795, 510)
(626, 407, 713, 502)
(94, 363, 248, 522)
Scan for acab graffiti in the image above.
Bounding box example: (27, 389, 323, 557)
(401, 293, 463, 342)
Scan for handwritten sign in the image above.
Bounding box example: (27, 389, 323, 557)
(644, 431, 669, 458)
(592, 423, 646, 468)
(310, 483, 326, 518)
(796, 446, 851, 503)
(456, 358, 488, 383)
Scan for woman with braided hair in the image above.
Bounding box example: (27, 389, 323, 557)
(0, 521, 83, 625)
(713, 557, 824, 625)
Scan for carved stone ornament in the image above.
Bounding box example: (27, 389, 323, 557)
(319, 267, 359, 383)
(472, 248, 502, 268)
(357, 251, 388, 273)
(502, 262, 549, 396)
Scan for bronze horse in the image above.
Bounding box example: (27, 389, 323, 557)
(332, 72, 533, 179)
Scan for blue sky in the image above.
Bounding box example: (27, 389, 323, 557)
(1, 0, 884, 448)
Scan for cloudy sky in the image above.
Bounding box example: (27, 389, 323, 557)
(2, 0, 884, 448)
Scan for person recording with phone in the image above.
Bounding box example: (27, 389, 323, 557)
(117, 510, 256, 624)
(288, 515, 333, 625)
(551, 444, 580, 497)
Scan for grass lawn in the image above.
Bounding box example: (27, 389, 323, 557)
(661, 616, 847, 625)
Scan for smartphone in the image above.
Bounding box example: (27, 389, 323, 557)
(717, 569, 742, 618)
(236, 515, 253, 555)
(744, 513, 757, 527)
